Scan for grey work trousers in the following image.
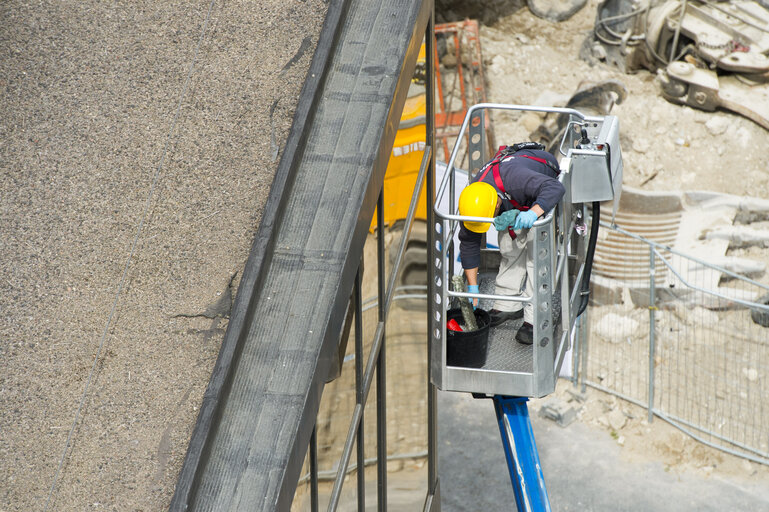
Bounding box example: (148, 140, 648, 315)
(492, 228, 534, 324)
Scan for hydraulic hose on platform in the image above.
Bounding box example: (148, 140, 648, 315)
(576, 201, 600, 317)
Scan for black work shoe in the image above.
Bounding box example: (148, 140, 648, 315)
(515, 322, 534, 345)
(489, 309, 523, 327)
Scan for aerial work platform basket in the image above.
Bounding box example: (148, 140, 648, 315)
(431, 103, 623, 398)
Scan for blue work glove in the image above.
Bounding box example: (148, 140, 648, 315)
(467, 284, 479, 309)
(513, 209, 539, 230)
(493, 209, 519, 231)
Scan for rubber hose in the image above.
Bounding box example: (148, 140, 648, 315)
(576, 201, 600, 317)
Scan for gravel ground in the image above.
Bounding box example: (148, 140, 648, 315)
(1, 1, 326, 509)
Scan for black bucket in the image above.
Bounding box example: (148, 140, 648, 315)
(446, 308, 490, 368)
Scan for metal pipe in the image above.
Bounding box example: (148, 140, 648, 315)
(385, 147, 432, 310)
(653, 247, 769, 311)
(299, 451, 429, 484)
(436, 207, 556, 227)
(654, 411, 769, 464)
(580, 307, 588, 394)
(327, 403, 364, 511)
(572, 315, 580, 388)
(355, 265, 365, 511)
(310, 426, 319, 512)
(602, 221, 769, 293)
(669, 0, 688, 63)
(448, 290, 530, 303)
(435, 103, 597, 209)
(494, 397, 552, 511)
(648, 246, 656, 423)
(327, 308, 392, 509)
(425, 12, 438, 493)
(376, 191, 387, 511)
(327, 316, 387, 510)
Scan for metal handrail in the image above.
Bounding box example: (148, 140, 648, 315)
(326, 145, 432, 510)
(603, 221, 769, 294)
(582, 221, 769, 469)
(653, 247, 769, 311)
(436, 207, 556, 228)
(434, 103, 601, 210)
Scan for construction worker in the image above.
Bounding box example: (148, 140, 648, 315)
(458, 144, 564, 345)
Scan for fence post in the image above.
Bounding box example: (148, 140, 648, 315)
(580, 308, 588, 394)
(572, 315, 580, 388)
(648, 246, 656, 423)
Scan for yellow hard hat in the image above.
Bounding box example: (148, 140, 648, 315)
(458, 182, 498, 233)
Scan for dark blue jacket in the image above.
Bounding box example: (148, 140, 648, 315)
(459, 149, 565, 270)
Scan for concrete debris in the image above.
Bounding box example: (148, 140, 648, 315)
(743, 367, 759, 382)
(631, 137, 651, 153)
(685, 192, 769, 213)
(703, 226, 769, 248)
(533, 90, 572, 111)
(685, 306, 720, 326)
(489, 54, 507, 75)
(594, 312, 639, 342)
(538, 398, 578, 427)
(705, 116, 730, 136)
(566, 388, 588, 403)
(521, 112, 543, 132)
(607, 409, 627, 431)
(708, 256, 766, 277)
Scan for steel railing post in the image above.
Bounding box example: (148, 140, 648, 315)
(355, 265, 365, 510)
(572, 315, 580, 388)
(580, 307, 588, 394)
(425, 8, 440, 507)
(310, 426, 319, 512)
(376, 191, 387, 510)
(648, 246, 656, 423)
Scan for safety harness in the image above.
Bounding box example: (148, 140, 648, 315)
(475, 143, 560, 239)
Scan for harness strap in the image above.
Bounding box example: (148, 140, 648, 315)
(475, 144, 559, 239)
(476, 147, 532, 240)
(477, 148, 531, 210)
(518, 154, 560, 175)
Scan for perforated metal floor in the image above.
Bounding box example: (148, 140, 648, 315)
(483, 320, 533, 373)
(475, 272, 532, 373)
(468, 270, 564, 374)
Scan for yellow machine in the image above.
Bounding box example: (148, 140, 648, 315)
(371, 20, 491, 232)
(370, 88, 429, 230)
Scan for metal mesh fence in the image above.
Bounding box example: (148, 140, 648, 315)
(583, 222, 769, 464)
